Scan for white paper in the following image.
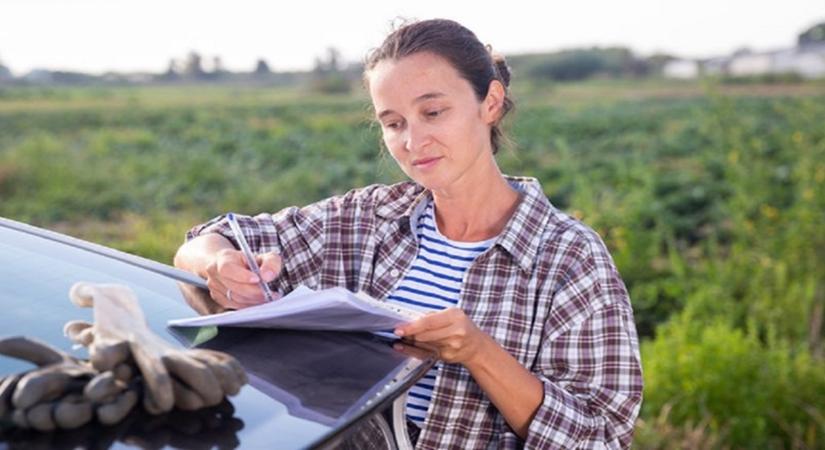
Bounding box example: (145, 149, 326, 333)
(167, 285, 424, 332)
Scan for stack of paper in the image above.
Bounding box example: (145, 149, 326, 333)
(168, 286, 424, 332)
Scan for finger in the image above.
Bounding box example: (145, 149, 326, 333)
(202, 349, 248, 386)
(68, 282, 96, 308)
(90, 341, 131, 372)
(207, 286, 258, 310)
(217, 251, 263, 284)
(206, 277, 242, 309)
(84, 371, 126, 403)
(188, 349, 247, 395)
(54, 393, 93, 429)
(208, 290, 231, 309)
(0, 336, 70, 367)
(257, 252, 283, 282)
(11, 408, 28, 428)
(171, 378, 206, 411)
(395, 310, 456, 337)
(223, 282, 271, 303)
(129, 342, 174, 414)
(207, 278, 264, 306)
(63, 321, 94, 346)
(12, 366, 78, 409)
(163, 353, 223, 407)
(206, 278, 231, 308)
(0, 373, 23, 418)
(405, 325, 460, 344)
(26, 402, 57, 432)
(77, 328, 95, 347)
(113, 363, 134, 383)
(96, 389, 139, 425)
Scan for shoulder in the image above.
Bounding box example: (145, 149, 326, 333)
(511, 177, 628, 310)
(544, 209, 612, 272)
(508, 176, 613, 270)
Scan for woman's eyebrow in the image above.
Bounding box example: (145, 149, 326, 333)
(377, 92, 446, 119)
(413, 92, 446, 103)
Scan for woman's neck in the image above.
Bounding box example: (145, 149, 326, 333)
(430, 173, 521, 243)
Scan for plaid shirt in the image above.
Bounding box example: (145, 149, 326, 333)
(187, 176, 643, 449)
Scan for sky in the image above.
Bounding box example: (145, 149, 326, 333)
(0, 0, 823, 75)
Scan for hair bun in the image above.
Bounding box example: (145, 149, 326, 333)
(492, 53, 511, 88)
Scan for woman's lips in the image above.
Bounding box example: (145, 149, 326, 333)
(412, 156, 443, 168)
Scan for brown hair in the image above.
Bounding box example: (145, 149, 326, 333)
(364, 18, 514, 154)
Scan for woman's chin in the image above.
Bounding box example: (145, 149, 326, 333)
(407, 173, 445, 190)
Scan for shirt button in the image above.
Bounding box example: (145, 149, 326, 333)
(390, 269, 400, 278)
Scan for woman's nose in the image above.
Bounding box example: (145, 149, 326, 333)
(404, 123, 431, 152)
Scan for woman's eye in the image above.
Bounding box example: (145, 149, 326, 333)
(426, 109, 443, 118)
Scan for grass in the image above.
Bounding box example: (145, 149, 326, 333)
(1, 78, 824, 448)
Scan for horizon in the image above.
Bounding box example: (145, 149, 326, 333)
(0, 0, 823, 76)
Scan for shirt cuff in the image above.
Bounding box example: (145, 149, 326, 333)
(524, 376, 600, 449)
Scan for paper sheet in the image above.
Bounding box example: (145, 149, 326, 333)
(168, 285, 424, 332)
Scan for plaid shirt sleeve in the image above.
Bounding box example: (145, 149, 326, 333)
(525, 233, 643, 449)
(185, 201, 329, 294)
(183, 183, 412, 295)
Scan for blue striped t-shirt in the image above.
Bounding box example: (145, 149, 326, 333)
(387, 199, 496, 428)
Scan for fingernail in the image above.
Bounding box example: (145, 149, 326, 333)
(263, 271, 276, 281)
(394, 329, 404, 337)
(249, 275, 259, 283)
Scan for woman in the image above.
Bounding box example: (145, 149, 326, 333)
(174, 19, 643, 449)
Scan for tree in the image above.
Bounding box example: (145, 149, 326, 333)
(158, 58, 180, 81)
(254, 58, 271, 76)
(0, 63, 11, 81)
(646, 53, 677, 76)
(182, 51, 205, 79)
(210, 56, 228, 79)
(313, 47, 342, 74)
(798, 22, 825, 48)
(311, 46, 351, 94)
(518, 47, 645, 81)
(212, 56, 225, 73)
(0, 54, 11, 81)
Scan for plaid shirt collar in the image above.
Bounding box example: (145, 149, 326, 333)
(374, 176, 554, 273)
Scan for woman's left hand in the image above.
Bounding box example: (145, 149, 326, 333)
(394, 307, 490, 365)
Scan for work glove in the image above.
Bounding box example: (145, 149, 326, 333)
(0, 336, 134, 431)
(0, 282, 248, 432)
(66, 282, 247, 414)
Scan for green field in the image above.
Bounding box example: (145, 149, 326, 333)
(2, 79, 824, 449)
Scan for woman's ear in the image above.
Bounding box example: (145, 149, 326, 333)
(481, 80, 506, 125)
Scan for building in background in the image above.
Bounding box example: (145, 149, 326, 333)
(664, 21, 825, 79)
(663, 59, 700, 79)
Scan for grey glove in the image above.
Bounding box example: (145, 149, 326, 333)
(67, 282, 247, 414)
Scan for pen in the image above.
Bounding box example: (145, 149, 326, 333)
(226, 212, 276, 302)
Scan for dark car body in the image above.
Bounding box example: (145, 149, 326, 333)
(0, 217, 435, 449)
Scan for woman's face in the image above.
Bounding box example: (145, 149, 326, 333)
(367, 52, 502, 193)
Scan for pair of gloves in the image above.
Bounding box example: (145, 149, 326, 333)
(0, 282, 247, 431)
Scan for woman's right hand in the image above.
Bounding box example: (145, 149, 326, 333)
(204, 248, 283, 309)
